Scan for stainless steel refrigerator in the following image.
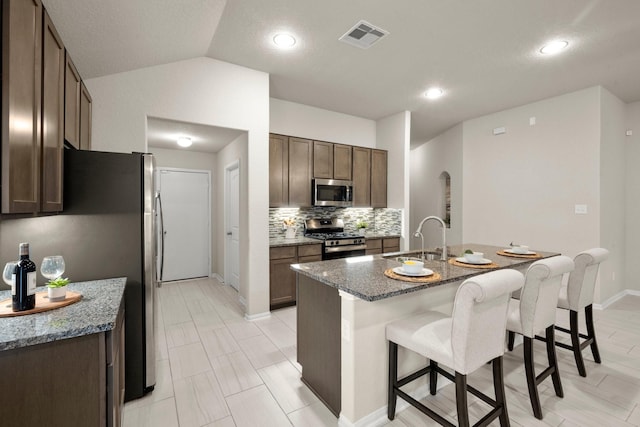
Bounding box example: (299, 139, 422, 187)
(64, 149, 158, 401)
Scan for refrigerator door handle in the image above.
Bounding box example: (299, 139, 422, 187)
(156, 192, 165, 284)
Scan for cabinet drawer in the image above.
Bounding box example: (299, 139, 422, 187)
(366, 248, 382, 255)
(298, 244, 322, 257)
(270, 246, 297, 260)
(366, 238, 382, 249)
(298, 254, 322, 263)
(383, 238, 400, 250)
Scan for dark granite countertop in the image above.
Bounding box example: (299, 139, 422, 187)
(291, 244, 559, 301)
(270, 236, 322, 247)
(0, 278, 126, 351)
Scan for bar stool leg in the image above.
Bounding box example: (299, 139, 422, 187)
(585, 304, 601, 364)
(455, 372, 470, 427)
(545, 325, 564, 398)
(507, 331, 515, 351)
(388, 342, 398, 420)
(492, 356, 511, 427)
(524, 336, 543, 419)
(570, 310, 587, 377)
(429, 360, 438, 395)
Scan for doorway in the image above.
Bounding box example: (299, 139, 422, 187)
(224, 161, 240, 290)
(156, 168, 210, 282)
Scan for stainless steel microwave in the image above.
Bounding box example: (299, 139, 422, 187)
(313, 179, 353, 207)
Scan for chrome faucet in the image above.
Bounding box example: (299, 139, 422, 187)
(414, 216, 447, 261)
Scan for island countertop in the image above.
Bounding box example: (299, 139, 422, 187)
(0, 277, 126, 351)
(290, 244, 559, 301)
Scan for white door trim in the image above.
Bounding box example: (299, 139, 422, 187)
(224, 160, 240, 291)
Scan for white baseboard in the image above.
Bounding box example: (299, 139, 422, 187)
(210, 273, 224, 283)
(595, 289, 640, 310)
(338, 379, 453, 427)
(244, 311, 271, 321)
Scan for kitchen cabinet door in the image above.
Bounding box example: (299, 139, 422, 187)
(269, 249, 297, 308)
(288, 137, 313, 207)
(79, 82, 92, 150)
(1, 0, 43, 214)
(366, 238, 382, 255)
(269, 134, 289, 207)
(371, 149, 387, 208)
(333, 144, 352, 180)
(313, 140, 333, 179)
(352, 147, 371, 207)
(382, 237, 400, 253)
(40, 9, 65, 212)
(64, 51, 81, 149)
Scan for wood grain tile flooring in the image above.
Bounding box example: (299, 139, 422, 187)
(123, 278, 640, 426)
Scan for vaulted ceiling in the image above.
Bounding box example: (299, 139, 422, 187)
(43, 0, 640, 145)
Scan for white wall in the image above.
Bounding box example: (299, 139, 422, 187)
(150, 147, 218, 280)
(625, 101, 640, 292)
(462, 87, 601, 260)
(410, 123, 463, 250)
(599, 88, 627, 302)
(216, 133, 249, 302)
(270, 98, 376, 147)
(376, 111, 411, 249)
(86, 57, 271, 317)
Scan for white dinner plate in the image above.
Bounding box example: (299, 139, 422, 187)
(392, 267, 434, 277)
(504, 249, 537, 255)
(456, 257, 492, 265)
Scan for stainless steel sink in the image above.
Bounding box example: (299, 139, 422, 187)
(383, 249, 457, 262)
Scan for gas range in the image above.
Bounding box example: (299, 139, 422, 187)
(304, 218, 367, 260)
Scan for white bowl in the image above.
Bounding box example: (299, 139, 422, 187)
(464, 252, 484, 263)
(402, 259, 424, 274)
(511, 245, 529, 254)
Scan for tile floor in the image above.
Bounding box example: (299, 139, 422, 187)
(123, 277, 640, 426)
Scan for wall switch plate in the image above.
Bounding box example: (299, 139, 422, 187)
(575, 204, 588, 214)
(529, 117, 536, 125)
(627, 130, 633, 136)
(493, 127, 506, 135)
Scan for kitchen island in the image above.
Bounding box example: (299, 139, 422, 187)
(0, 278, 126, 427)
(291, 244, 559, 426)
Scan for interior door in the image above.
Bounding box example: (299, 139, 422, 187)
(157, 169, 210, 282)
(225, 162, 240, 290)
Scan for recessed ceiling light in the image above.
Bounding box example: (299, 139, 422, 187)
(424, 87, 444, 100)
(273, 33, 296, 48)
(540, 40, 569, 55)
(177, 137, 192, 148)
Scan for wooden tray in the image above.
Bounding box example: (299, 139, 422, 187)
(384, 268, 442, 283)
(0, 291, 82, 318)
(496, 250, 542, 259)
(448, 258, 499, 269)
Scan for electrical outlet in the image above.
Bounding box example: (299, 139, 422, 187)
(574, 204, 588, 214)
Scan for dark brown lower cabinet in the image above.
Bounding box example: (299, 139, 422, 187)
(366, 237, 400, 255)
(270, 244, 322, 309)
(0, 305, 125, 427)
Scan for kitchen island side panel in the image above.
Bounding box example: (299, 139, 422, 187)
(297, 274, 341, 416)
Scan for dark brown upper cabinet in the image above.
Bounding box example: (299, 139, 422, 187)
(333, 144, 352, 180)
(352, 147, 371, 207)
(64, 51, 81, 149)
(371, 149, 387, 208)
(41, 9, 65, 212)
(1, 0, 43, 214)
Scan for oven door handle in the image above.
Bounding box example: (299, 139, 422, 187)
(324, 244, 367, 253)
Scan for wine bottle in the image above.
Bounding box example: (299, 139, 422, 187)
(12, 242, 36, 312)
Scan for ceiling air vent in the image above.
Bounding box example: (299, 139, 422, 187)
(339, 20, 389, 49)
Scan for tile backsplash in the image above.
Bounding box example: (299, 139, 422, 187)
(269, 207, 403, 238)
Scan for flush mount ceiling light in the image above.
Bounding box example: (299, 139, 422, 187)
(273, 33, 296, 48)
(540, 40, 569, 55)
(424, 87, 444, 100)
(177, 137, 192, 148)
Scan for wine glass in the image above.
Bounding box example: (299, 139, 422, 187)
(3, 262, 17, 288)
(41, 256, 65, 282)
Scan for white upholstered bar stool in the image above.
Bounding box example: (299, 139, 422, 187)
(554, 248, 609, 377)
(386, 269, 524, 427)
(506, 256, 574, 420)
